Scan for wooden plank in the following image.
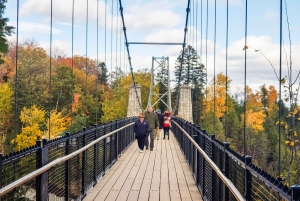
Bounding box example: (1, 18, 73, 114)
(84, 131, 203, 201)
(83, 144, 137, 200)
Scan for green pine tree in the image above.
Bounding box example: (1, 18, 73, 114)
(0, 0, 14, 64)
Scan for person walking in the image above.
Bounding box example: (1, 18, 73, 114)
(155, 109, 164, 140)
(134, 113, 149, 153)
(163, 111, 171, 140)
(144, 106, 159, 151)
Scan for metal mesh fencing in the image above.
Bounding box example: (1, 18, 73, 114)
(0, 118, 137, 200)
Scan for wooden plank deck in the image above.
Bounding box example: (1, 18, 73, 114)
(83, 131, 203, 201)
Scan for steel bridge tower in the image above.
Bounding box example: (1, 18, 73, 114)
(147, 56, 172, 112)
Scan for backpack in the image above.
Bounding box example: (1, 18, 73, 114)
(163, 117, 170, 127)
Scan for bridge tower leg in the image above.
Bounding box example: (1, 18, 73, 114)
(127, 83, 142, 117)
(178, 84, 193, 122)
(147, 56, 172, 111)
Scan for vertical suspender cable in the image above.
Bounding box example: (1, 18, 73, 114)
(243, 0, 248, 164)
(213, 0, 216, 134)
(225, 0, 229, 142)
(173, 0, 191, 114)
(116, 0, 118, 73)
(200, 0, 203, 123)
(111, 0, 114, 83)
(96, 0, 99, 124)
(196, 0, 198, 124)
(71, 0, 74, 127)
(14, 0, 20, 148)
(278, 0, 283, 179)
(49, 0, 53, 139)
(205, 0, 208, 127)
(103, 0, 107, 122)
(85, 0, 89, 127)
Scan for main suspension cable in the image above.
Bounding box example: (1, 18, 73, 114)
(173, 0, 191, 114)
(118, 0, 143, 111)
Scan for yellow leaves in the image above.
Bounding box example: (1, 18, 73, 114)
(45, 110, 68, 139)
(243, 110, 266, 133)
(12, 105, 68, 150)
(285, 140, 290, 144)
(0, 83, 13, 122)
(20, 105, 45, 126)
(281, 78, 286, 84)
(294, 131, 297, 136)
(293, 108, 298, 115)
(290, 141, 295, 146)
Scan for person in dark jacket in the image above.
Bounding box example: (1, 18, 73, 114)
(155, 109, 164, 140)
(144, 106, 159, 151)
(134, 113, 149, 153)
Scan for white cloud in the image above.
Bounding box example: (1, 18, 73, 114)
(203, 35, 300, 93)
(8, 21, 61, 34)
(264, 11, 279, 21)
(40, 40, 72, 57)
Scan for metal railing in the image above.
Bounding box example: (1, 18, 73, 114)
(0, 117, 136, 200)
(171, 117, 300, 201)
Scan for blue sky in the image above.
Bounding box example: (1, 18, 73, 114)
(5, 0, 300, 97)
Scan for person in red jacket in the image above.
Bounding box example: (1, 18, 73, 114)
(163, 111, 171, 140)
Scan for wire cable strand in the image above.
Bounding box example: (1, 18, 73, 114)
(14, 0, 20, 148)
(225, 0, 229, 142)
(213, 0, 216, 134)
(49, 0, 53, 139)
(278, 0, 283, 179)
(71, 0, 75, 127)
(85, 0, 89, 127)
(96, 0, 99, 124)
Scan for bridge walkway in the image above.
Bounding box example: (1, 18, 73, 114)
(84, 131, 202, 201)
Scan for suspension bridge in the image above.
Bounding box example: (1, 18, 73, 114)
(1, 0, 300, 200)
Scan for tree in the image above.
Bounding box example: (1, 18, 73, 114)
(0, 0, 14, 64)
(12, 105, 45, 150)
(0, 82, 12, 153)
(173, 45, 206, 122)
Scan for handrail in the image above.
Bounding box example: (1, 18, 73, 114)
(172, 120, 245, 201)
(0, 122, 134, 197)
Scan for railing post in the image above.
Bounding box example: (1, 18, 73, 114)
(245, 156, 252, 200)
(103, 124, 107, 172)
(292, 184, 300, 201)
(110, 121, 113, 165)
(65, 133, 70, 201)
(82, 127, 86, 195)
(116, 121, 119, 161)
(36, 139, 48, 201)
(223, 142, 230, 201)
(211, 135, 216, 200)
(0, 152, 2, 201)
(94, 124, 98, 183)
(192, 133, 199, 183)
